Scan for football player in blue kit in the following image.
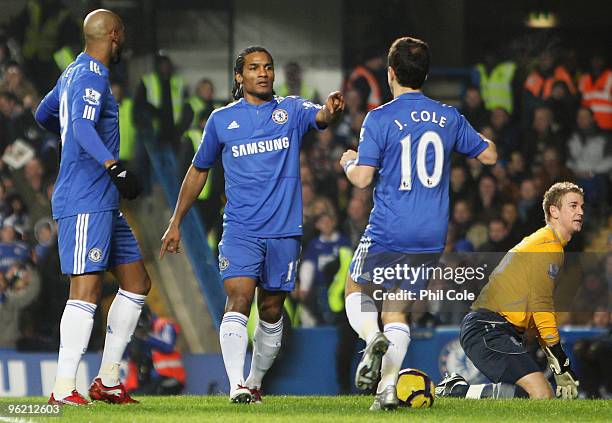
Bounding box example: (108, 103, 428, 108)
(160, 46, 344, 403)
(35, 10, 148, 406)
(340, 37, 497, 410)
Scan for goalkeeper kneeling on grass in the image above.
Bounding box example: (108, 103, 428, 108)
(437, 182, 583, 400)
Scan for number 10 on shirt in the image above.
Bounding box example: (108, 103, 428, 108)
(399, 130, 443, 191)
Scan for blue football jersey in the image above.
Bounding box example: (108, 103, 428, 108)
(41, 53, 120, 219)
(193, 96, 321, 237)
(357, 92, 488, 253)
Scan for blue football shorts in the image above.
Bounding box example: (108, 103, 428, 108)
(57, 210, 142, 275)
(218, 233, 301, 292)
(349, 235, 441, 291)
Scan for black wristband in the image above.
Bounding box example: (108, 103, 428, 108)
(550, 343, 571, 372)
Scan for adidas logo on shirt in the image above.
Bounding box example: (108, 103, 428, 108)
(227, 121, 240, 129)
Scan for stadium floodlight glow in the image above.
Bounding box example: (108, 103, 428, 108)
(526, 11, 558, 28)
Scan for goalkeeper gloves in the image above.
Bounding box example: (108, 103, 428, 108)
(107, 162, 142, 200)
(543, 343, 579, 399)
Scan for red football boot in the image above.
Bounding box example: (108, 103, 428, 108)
(48, 390, 91, 406)
(88, 377, 139, 404)
(249, 387, 263, 404)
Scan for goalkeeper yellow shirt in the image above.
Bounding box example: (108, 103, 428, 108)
(472, 225, 566, 345)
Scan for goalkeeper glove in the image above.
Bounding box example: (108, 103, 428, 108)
(543, 343, 579, 399)
(107, 162, 142, 200)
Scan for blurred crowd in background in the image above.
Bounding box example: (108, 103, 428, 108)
(0, 0, 610, 375)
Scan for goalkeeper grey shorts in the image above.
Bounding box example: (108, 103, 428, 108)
(460, 309, 541, 384)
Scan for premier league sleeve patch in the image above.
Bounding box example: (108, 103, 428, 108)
(272, 109, 288, 124)
(83, 88, 101, 106)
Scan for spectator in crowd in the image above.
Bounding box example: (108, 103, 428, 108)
(517, 178, 544, 235)
(125, 306, 186, 395)
(0, 220, 39, 349)
(10, 157, 51, 229)
(572, 272, 608, 324)
(489, 107, 520, 160)
(473, 50, 517, 116)
(0, 182, 10, 222)
(110, 81, 137, 169)
(335, 174, 351, 221)
(6, 0, 80, 91)
(32, 217, 55, 263)
(134, 54, 191, 153)
(466, 157, 485, 182)
(452, 199, 474, 241)
(546, 80, 578, 138)
(0, 62, 39, 105)
(491, 162, 518, 201)
(309, 129, 343, 197)
(298, 212, 350, 326)
(572, 307, 611, 398)
(449, 163, 475, 208)
(523, 49, 577, 127)
(0, 91, 20, 143)
(276, 62, 320, 103)
(500, 201, 523, 244)
(460, 85, 489, 130)
(342, 196, 370, 249)
(474, 173, 501, 222)
(523, 106, 559, 165)
(0, 264, 41, 348)
(3, 193, 30, 234)
(301, 181, 316, 222)
(578, 51, 612, 131)
(303, 195, 336, 244)
(507, 151, 528, 185)
(537, 147, 575, 190)
(345, 49, 392, 112)
(334, 89, 364, 146)
(452, 199, 487, 249)
(186, 78, 226, 130)
(444, 223, 474, 252)
(478, 217, 514, 252)
(0, 221, 30, 272)
(567, 107, 612, 215)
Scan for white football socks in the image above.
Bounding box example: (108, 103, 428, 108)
(345, 292, 380, 344)
(220, 312, 249, 392)
(98, 288, 146, 387)
(378, 323, 411, 393)
(245, 317, 283, 389)
(53, 300, 97, 398)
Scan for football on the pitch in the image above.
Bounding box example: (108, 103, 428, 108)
(396, 368, 435, 408)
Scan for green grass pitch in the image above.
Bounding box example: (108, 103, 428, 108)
(0, 396, 610, 422)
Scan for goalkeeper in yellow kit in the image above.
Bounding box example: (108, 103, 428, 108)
(437, 182, 584, 400)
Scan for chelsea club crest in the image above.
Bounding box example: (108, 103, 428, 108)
(88, 248, 103, 263)
(272, 109, 288, 124)
(219, 256, 230, 271)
